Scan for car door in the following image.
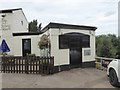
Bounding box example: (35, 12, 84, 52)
(118, 60, 120, 82)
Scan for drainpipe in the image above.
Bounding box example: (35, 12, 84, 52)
(58, 28, 61, 72)
(59, 28, 63, 35)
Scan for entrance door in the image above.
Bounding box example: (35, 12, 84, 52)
(22, 39, 31, 57)
(59, 33, 90, 68)
(69, 35, 82, 68)
(70, 48, 82, 68)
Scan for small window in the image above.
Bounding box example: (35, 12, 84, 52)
(82, 35, 90, 48)
(21, 21, 23, 25)
(84, 49, 91, 56)
(59, 35, 69, 49)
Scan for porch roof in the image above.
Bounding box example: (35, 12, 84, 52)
(13, 32, 42, 36)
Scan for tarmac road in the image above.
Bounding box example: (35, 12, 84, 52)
(2, 68, 115, 88)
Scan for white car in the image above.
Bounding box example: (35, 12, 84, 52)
(107, 59, 120, 87)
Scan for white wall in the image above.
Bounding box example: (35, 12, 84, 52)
(49, 28, 95, 66)
(31, 36, 40, 56)
(13, 35, 40, 56)
(11, 10, 28, 33)
(0, 10, 28, 37)
(0, 16, 2, 38)
(0, 9, 28, 55)
(82, 32, 95, 62)
(50, 33, 69, 66)
(13, 37, 22, 56)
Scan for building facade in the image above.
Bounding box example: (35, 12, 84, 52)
(41, 23, 97, 70)
(0, 8, 97, 69)
(0, 8, 40, 56)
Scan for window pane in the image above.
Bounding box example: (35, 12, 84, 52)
(82, 35, 90, 47)
(59, 35, 69, 49)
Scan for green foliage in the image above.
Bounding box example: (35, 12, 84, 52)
(0, 52, 7, 55)
(116, 36, 120, 59)
(96, 34, 119, 58)
(28, 20, 42, 32)
(27, 53, 36, 57)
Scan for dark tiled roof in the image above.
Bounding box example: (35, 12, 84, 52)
(42, 22, 97, 32)
(13, 32, 42, 36)
(0, 8, 22, 13)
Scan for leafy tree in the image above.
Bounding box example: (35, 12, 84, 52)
(108, 34, 118, 47)
(38, 34, 49, 50)
(38, 34, 51, 57)
(116, 36, 120, 59)
(96, 34, 117, 58)
(28, 20, 42, 32)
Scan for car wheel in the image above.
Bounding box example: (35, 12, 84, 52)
(109, 69, 119, 87)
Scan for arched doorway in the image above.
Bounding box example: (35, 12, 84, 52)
(59, 32, 90, 68)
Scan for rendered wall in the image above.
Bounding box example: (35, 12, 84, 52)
(13, 35, 40, 56)
(0, 9, 28, 55)
(0, 10, 28, 36)
(49, 28, 95, 66)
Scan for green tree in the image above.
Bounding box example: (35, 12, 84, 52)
(116, 36, 120, 59)
(28, 20, 42, 32)
(108, 34, 118, 47)
(96, 34, 117, 58)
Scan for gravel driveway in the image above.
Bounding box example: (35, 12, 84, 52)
(2, 68, 114, 88)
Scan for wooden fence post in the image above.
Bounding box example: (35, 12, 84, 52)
(2, 56, 5, 73)
(1, 56, 54, 75)
(25, 57, 29, 74)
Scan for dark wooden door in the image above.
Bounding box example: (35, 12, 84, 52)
(69, 36, 82, 68)
(22, 39, 31, 57)
(70, 47, 82, 68)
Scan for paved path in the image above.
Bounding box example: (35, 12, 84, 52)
(2, 68, 114, 88)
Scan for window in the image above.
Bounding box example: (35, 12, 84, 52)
(84, 49, 91, 56)
(24, 40, 31, 50)
(21, 21, 23, 25)
(82, 35, 90, 48)
(59, 35, 69, 49)
(69, 36, 81, 48)
(59, 33, 90, 49)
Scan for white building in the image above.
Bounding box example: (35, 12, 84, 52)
(0, 8, 97, 71)
(41, 22, 97, 71)
(0, 8, 40, 56)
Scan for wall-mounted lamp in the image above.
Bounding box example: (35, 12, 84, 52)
(89, 30, 94, 36)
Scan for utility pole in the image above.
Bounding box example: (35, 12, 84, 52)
(118, 2, 120, 36)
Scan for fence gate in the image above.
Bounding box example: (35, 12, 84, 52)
(1, 56, 54, 75)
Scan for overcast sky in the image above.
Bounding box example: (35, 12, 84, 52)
(0, 0, 119, 35)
